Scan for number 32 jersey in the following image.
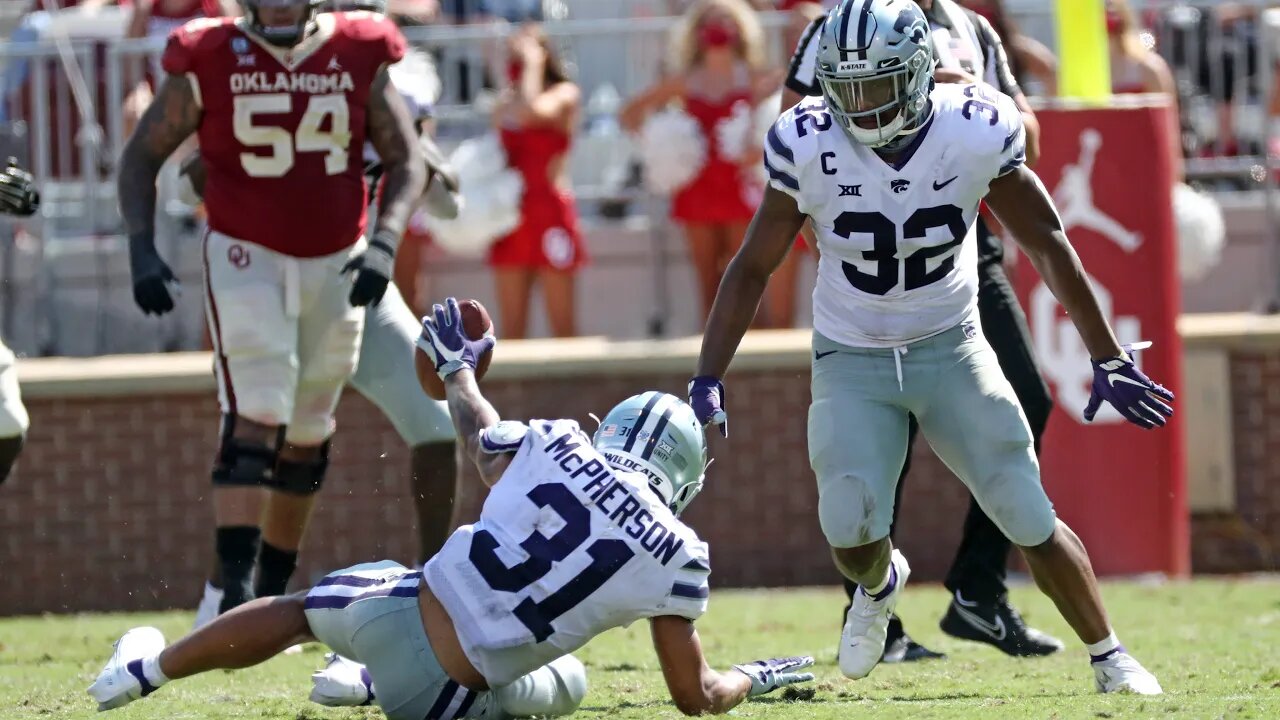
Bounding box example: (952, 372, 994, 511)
(162, 13, 406, 257)
(765, 83, 1025, 347)
(425, 418, 711, 686)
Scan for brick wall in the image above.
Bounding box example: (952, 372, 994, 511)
(3, 351, 1277, 616)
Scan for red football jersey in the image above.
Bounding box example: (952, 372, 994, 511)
(163, 12, 406, 257)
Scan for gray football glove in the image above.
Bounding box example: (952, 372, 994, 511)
(732, 655, 815, 697)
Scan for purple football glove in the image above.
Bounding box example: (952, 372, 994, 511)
(688, 376, 728, 438)
(1084, 343, 1175, 429)
(416, 297, 495, 381)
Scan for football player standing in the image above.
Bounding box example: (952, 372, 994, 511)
(118, 0, 426, 616)
(692, 0, 1170, 694)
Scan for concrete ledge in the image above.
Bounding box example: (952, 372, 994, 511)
(15, 329, 814, 398)
(1178, 313, 1280, 350)
(16, 314, 1280, 399)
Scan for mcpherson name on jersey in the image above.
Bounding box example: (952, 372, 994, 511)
(544, 431, 686, 565)
(229, 70, 356, 95)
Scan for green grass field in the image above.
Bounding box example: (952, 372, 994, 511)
(3, 579, 1278, 719)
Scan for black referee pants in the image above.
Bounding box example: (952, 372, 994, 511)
(841, 259, 1053, 605)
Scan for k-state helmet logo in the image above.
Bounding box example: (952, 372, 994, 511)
(894, 9, 928, 43)
(890, 179, 910, 193)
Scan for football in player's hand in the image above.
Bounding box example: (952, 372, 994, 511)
(415, 298, 494, 400)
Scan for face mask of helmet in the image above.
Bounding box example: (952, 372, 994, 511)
(242, 0, 322, 48)
(816, 0, 934, 149)
(818, 58, 931, 148)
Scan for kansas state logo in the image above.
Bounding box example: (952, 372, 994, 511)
(894, 9, 928, 43)
(890, 179, 910, 194)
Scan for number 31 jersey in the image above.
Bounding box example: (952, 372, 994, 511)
(764, 83, 1025, 347)
(425, 419, 711, 686)
(162, 13, 406, 257)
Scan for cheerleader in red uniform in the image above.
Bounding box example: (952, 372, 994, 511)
(489, 23, 584, 339)
(621, 0, 779, 321)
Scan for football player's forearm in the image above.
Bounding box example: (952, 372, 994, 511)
(1024, 231, 1122, 360)
(119, 74, 200, 244)
(118, 152, 162, 245)
(444, 370, 501, 465)
(373, 160, 423, 238)
(699, 669, 752, 715)
(696, 261, 766, 379)
(368, 68, 428, 240)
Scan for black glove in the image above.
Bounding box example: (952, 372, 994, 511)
(0, 157, 39, 216)
(341, 231, 396, 307)
(129, 236, 179, 316)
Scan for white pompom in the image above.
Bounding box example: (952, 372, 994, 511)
(715, 99, 754, 163)
(1171, 182, 1226, 282)
(752, 92, 783, 184)
(638, 108, 707, 194)
(422, 134, 524, 258)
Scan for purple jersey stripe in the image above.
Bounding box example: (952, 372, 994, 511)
(126, 659, 157, 697)
(304, 582, 420, 610)
(454, 687, 478, 718)
(671, 582, 709, 600)
(427, 679, 460, 719)
(315, 570, 421, 589)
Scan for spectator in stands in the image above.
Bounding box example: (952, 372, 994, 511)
(620, 0, 780, 322)
(0, 0, 118, 123)
(487, 22, 584, 339)
(1107, 0, 1182, 180)
(958, 0, 1057, 96)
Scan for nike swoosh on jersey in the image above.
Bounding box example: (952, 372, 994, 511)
(1107, 373, 1148, 389)
(932, 176, 959, 190)
(815, 349, 838, 360)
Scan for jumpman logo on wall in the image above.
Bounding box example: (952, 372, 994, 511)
(1052, 129, 1142, 253)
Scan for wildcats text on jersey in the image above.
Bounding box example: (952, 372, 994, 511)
(229, 71, 355, 94)
(544, 432, 686, 565)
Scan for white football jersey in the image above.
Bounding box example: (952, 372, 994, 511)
(425, 419, 711, 686)
(764, 82, 1025, 347)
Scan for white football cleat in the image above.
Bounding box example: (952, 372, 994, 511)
(310, 652, 374, 707)
(838, 549, 910, 679)
(87, 626, 166, 711)
(192, 582, 223, 630)
(1093, 652, 1164, 695)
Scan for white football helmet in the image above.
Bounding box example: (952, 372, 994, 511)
(815, 0, 934, 148)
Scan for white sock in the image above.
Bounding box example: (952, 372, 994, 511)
(141, 654, 170, 688)
(204, 581, 224, 598)
(1086, 632, 1120, 659)
(861, 560, 896, 600)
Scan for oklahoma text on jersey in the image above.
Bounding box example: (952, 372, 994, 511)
(162, 12, 407, 257)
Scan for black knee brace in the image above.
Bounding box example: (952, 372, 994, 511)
(212, 416, 280, 488)
(268, 440, 331, 496)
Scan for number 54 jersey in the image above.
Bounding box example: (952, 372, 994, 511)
(425, 419, 711, 686)
(765, 83, 1026, 347)
(162, 13, 406, 258)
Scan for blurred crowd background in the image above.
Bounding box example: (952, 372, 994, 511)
(0, 0, 1276, 354)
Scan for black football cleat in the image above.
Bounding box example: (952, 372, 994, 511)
(940, 591, 1064, 657)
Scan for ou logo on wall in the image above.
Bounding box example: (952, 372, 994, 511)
(1031, 128, 1142, 424)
